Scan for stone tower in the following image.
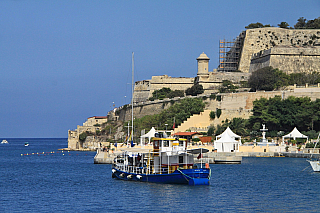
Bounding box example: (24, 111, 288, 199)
(197, 52, 210, 75)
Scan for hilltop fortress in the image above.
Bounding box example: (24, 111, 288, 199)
(134, 27, 320, 102)
(68, 27, 320, 150)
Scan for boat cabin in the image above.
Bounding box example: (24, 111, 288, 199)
(152, 137, 194, 174)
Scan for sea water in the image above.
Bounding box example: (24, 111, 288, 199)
(1, 138, 320, 212)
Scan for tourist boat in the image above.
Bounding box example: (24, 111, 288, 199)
(307, 133, 320, 172)
(112, 135, 211, 185)
(25, 142, 29, 147)
(1, 139, 9, 144)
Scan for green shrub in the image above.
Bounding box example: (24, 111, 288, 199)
(209, 111, 215, 120)
(207, 126, 215, 136)
(185, 84, 204, 96)
(216, 109, 222, 118)
(79, 132, 87, 141)
(210, 93, 216, 100)
(192, 138, 200, 142)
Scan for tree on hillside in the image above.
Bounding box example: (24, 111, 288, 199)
(167, 90, 185, 99)
(134, 98, 205, 133)
(218, 80, 238, 93)
(245, 22, 271, 29)
(185, 84, 204, 96)
(246, 96, 320, 133)
(294, 17, 320, 29)
(294, 17, 307, 29)
(248, 67, 288, 91)
(289, 72, 320, 86)
(149, 87, 184, 100)
(278, 22, 290, 29)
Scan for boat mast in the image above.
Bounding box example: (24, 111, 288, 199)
(131, 52, 134, 146)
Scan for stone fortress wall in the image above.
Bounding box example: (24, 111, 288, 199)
(112, 86, 320, 132)
(249, 46, 320, 73)
(133, 75, 194, 103)
(239, 27, 320, 72)
(68, 27, 320, 149)
(133, 28, 320, 103)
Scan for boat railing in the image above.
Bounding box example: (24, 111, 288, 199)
(194, 157, 210, 168)
(114, 161, 210, 175)
(114, 163, 149, 174)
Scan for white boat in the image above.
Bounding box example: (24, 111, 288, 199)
(25, 142, 29, 147)
(307, 133, 320, 172)
(1, 139, 9, 144)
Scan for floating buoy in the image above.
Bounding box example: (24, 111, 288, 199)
(21, 154, 23, 156)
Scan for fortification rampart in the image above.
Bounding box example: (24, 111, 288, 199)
(114, 87, 320, 129)
(133, 75, 194, 102)
(250, 46, 320, 73)
(197, 71, 251, 92)
(239, 27, 320, 72)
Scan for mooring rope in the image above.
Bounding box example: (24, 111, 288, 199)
(177, 168, 193, 182)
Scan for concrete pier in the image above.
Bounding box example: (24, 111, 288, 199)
(94, 150, 117, 164)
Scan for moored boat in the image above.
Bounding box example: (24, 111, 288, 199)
(112, 135, 211, 185)
(25, 142, 29, 147)
(1, 139, 9, 144)
(307, 133, 320, 172)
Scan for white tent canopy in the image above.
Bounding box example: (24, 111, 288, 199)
(216, 127, 241, 142)
(214, 132, 239, 152)
(282, 127, 308, 142)
(140, 127, 156, 145)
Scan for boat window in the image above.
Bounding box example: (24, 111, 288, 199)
(179, 156, 183, 163)
(179, 140, 184, 146)
(163, 140, 169, 147)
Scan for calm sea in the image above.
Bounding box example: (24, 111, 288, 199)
(1, 138, 320, 212)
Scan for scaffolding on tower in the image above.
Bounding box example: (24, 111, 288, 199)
(218, 31, 245, 72)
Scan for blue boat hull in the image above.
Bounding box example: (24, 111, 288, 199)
(112, 168, 210, 185)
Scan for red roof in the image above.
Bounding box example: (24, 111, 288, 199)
(172, 132, 202, 136)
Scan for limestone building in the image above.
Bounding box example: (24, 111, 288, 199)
(68, 116, 108, 149)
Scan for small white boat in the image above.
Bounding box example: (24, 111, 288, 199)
(1, 139, 9, 144)
(25, 142, 29, 147)
(307, 133, 320, 172)
(309, 161, 320, 172)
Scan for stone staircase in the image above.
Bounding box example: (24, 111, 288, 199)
(174, 110, 212, 132)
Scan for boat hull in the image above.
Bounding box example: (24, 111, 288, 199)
(308, 160, 320, 172)
(112, 168, 210, 185)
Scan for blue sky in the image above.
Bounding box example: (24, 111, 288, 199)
(0, 0, 319, 138)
